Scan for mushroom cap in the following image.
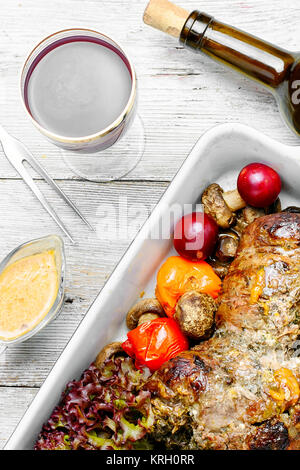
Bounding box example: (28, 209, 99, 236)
(265, 198, 282, 215)
(202, 183, 235, 229)
(215, 231, 239, 263)
(138, 312, 160, 326)
(174, 291, 217, 340)
(95, 342, 124, 369)
(207, 258, 230, 279)
(126, 298, 165, 330)
(233, 206, 265, 236)
(283, 206, 300, 214)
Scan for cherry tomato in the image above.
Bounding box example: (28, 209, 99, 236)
(156, 256, 222, 317)
(173, 212, 218, 261)
(122, 318, 189, 371)
(237, 163, 281, 208)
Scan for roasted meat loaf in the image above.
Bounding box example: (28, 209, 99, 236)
(145, 213, 300, 450)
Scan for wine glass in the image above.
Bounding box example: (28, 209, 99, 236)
(20, 28, 144, 182)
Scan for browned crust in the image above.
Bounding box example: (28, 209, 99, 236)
(216, 213, 300, 331)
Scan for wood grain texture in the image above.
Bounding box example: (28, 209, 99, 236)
(0, 387, 37, 449)
(0, 0, 300, 448)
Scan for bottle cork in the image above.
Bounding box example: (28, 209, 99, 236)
(143, 0, 189, 38)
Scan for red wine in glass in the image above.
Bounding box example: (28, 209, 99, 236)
(21, 29, 143, 181)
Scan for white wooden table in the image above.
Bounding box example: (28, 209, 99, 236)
(0, 0, 300, 448)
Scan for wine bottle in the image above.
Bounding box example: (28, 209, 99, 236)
(144, 0, 300, 137)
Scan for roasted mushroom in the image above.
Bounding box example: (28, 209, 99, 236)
(233, 199, 281, 233)
(202, 183, 246, 229)
(95, 342, 124, 369)
(207, 258, 230, 279)
(126, 298, 165, 330)
(174, 291, 217, 341)
(282, 206, 300, 214)
(265, 198, 282, 215)
(208, 231, 240, 278)
(223, 188, 247, 212)
(233, 206, 265, 236)
(215, 230, 239, 263)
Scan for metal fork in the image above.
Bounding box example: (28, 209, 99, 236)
(0, 125, 94, 244)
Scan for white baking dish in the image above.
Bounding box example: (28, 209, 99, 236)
(5, 123, 300, 450)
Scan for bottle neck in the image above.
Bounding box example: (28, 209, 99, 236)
(180, 11, 295, 90)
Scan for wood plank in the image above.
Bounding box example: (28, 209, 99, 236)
(1, 0, 300, 449)
(0, 387, 38, 449)
(0, 179, 167, 386)
(0, 0, 299, 182)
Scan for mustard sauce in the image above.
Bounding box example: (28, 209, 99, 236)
(0, 250, 58, 340)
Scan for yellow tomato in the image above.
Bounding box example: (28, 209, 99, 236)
(155, 256, 221, 317)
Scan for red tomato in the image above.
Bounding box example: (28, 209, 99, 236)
(237, 163, 281, 208)
(122, 318, 189, 371)
(173, 212, 218, 261)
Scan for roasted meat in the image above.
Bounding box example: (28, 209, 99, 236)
(145, 213, 300, 450)
(217, 211, 300, 334)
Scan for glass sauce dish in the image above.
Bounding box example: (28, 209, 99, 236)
(0, 235, 65, 354)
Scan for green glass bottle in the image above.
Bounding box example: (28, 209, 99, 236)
(144, 0, 300, 136)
